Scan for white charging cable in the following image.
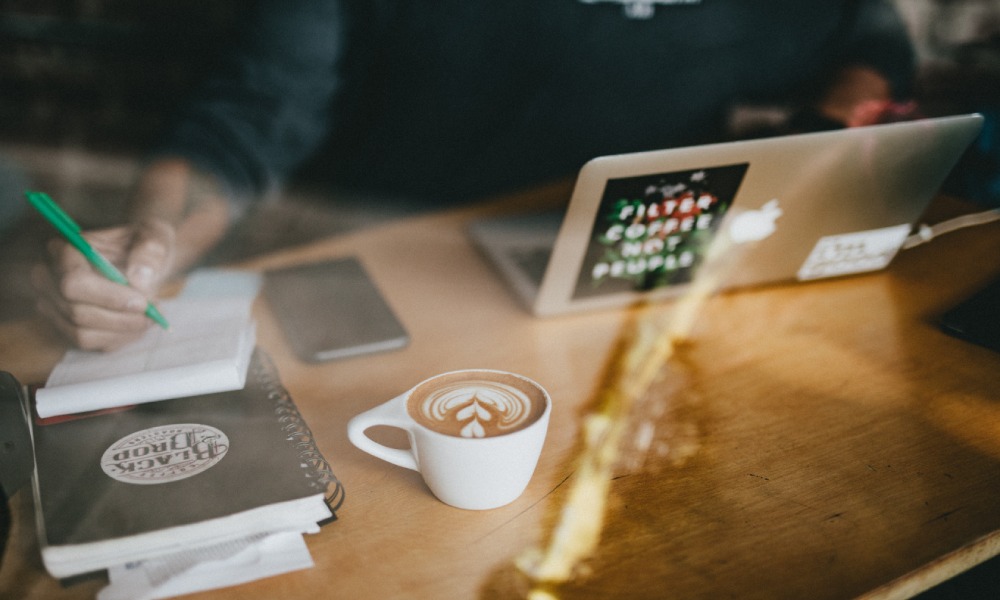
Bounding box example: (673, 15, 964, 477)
(902, 207, 1000, 250)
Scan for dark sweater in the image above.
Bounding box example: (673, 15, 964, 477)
(156, 0, 915, 205)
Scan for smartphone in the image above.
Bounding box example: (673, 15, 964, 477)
(939, 274, 1000, 354)
(263, 256, 409, 362)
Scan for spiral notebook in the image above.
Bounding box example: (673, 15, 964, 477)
(26, 349, 343, 580)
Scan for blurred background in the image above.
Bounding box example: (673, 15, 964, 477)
(0, 1, 998, 597)
(1, 1, 997, 184)
(2, 1, 998, 219)
(0, 1, 236, 156)
(1, 1, 998, 266)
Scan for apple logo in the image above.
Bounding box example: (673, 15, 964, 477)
(728, 199, 782, 243)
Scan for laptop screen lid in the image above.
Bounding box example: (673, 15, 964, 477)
(472, 114, 984, 316)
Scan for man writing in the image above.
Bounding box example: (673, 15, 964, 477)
(32, 0, 918, 350)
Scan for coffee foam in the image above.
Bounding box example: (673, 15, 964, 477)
(409, 371, 546, 438)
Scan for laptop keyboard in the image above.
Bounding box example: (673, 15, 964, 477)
(510, 246, 551, 285)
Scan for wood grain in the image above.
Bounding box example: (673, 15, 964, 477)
(2, 192, 998, 600)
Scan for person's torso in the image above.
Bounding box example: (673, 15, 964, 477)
(322, 0, 859, 200)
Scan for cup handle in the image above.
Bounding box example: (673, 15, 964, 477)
(347, 395, 418, 471)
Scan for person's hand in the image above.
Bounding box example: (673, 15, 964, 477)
(814, 65, 921, 128)
(32, 218, 176, 351)
(844, 98, 922, 128)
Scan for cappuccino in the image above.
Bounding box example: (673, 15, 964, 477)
(348, 368, 551, 509)
(408, 371, 547, 438)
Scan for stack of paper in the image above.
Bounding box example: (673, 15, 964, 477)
(34, 269, 261, 418)
(99, 530, 317, 600)
(23, 269, 342, 598)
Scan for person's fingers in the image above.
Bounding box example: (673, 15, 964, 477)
(125, 219, 176, 295)
(31, 261, 150, 323)
(31, 221, 177, 350)
(32, 235, 154, 350)
(34, 293, 148, 351)
(846, 100, 923, 128)
(38, 242, 151, 315)
(43, 235, 90, 274)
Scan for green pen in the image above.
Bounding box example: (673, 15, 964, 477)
(24, 190, 170, 330)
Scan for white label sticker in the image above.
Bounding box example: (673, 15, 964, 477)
(101, 424, 229, 485)
(797, 224, 911, 281)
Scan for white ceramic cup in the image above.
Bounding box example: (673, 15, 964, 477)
(347, 369, 551, 510)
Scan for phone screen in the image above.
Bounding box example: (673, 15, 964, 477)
(263, 257, 409, 362)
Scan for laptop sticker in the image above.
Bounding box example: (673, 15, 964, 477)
(796, 224, 912, 281)
(572, 163, 749, 299)
(727, 199, 782, 243)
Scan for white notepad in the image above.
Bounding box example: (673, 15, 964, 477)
(34, 269, 262, 418)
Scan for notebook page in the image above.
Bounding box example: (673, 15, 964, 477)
(35, 269, 261, 418)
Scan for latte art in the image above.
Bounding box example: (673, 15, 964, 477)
(408, 372, 546, 439)
(421, 381, 531, 438)
(350, 368, 551, 509)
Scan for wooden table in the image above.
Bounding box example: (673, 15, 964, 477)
(2, 188, 999, 600)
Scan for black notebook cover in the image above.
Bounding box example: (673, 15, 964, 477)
(31, 349, 342, 549)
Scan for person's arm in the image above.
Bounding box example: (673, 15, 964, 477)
(152, 0, 347, 205)
(31, 160, 231, 351)
(32, 0, 348, 351)
(127, 158, 232, 277)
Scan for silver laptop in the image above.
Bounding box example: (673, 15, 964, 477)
(469, 114, 984, 316)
